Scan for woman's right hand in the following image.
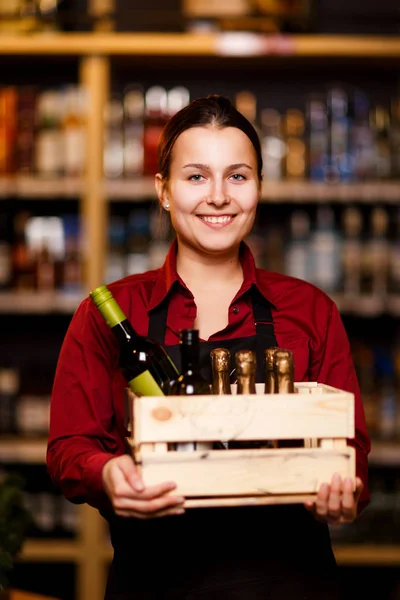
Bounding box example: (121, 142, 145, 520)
(102, 454, 185, 519)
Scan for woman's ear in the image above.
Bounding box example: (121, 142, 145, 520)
(155, 173, 170, 210)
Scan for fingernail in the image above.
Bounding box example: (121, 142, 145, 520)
(333, 473, 341, 485)
(173, 508, 185, 515)
(175, 497, 185, 504)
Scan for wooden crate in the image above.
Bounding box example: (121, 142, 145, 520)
(125, 382, 355, 508)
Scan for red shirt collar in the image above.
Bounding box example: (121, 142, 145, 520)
(148, 238, 275, 311)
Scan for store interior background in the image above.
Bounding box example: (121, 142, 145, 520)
(0, 1, 399, 599)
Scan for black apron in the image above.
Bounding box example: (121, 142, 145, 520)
(104, 286, 341, 600)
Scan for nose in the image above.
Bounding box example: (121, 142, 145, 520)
(207, 179, 229, 207)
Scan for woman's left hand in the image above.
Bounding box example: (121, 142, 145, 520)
(304, 473, 364, 525)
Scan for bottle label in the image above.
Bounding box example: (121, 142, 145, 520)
(128, 370, 164, 396)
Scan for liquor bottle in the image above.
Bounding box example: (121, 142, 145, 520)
(235, 350, 256, 394)
(210, 347, 231, 395)
(90, 284, 179, 396)
(264, 346, 280, 394)
(283, 108, 306, 180)
(123, 84, 145, 178)
(170, 329, 211, 452)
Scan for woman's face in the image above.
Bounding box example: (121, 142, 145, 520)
(158, 126, 261, 257)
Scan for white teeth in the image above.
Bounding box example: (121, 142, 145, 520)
(200, 215, 232, 224)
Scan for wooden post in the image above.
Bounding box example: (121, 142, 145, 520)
(79, 55, 109, 292)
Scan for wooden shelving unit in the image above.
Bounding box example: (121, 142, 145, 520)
(1, 31, 399, 600)
(1, 177, 399, 203)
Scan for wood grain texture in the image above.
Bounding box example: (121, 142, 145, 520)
(133, 385, 354, 444)
(140, 447, 356, 497)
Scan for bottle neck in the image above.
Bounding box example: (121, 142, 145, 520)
(111, 319, 138, 345)
(277, 373, 294, 394)
(237, 373, 256, 394)
(213, 370, 231, 394)
(181, 343, 200, 375)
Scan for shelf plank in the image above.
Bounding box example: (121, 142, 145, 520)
(334, 545, 400, 566)
(19, 539, 80, 562)
(1, 178, 399, 203)
(0, 33, 399, 58)
(0, 438, 48, 463)
(0, 291, 84, 314)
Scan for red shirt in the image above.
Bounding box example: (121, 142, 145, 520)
(47, 239, 371, 514)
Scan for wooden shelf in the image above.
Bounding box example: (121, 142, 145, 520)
(0, 33, 399, 58)
(0, 291, 84, 314)
(1, 177, 399, 203)
(19, 539, 80, 562)
(0, 438, 47, 463)
(334, 545, 400, 566)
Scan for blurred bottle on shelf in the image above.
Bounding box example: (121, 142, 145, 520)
(12, 210, 36, 290)
(340, 206, 363, 299)
(16, 86, 37, 175)
(143, 86, 168, 176)
(0, 367, 19, 435)
(370, 106, 391, 180)
(326, 86, 352, 183)
(0, 211, 11, 290)
(349, 90, 375, 181)
(388, 208, 400, 299)
(123, 85, 145, 178)
(61, 214, 82, 293)
(308, 205, 341, 294)
(105, 215, 126, 284)
(0, 87, 17, 176)
(261, 108, 285, 181)
(360, 207, 390, 299)
(104, 93, 124, 179)
(125, 208, 150, 275)
(62, 85, 87, 177)
(167, 86, 190, 118)
(307, 94, 329, 181)
(35, 89, 64, 178)
(284, 210, 311, 282)
(283, 108, 306, 180)
(390, 96, 400, 179)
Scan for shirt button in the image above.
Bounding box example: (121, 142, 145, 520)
(233, 306, 239, 314)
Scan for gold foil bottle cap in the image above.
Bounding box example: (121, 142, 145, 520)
(235, 350, 256, 376)
(210, 348, 231, 372)
(273, 349, 294, 377)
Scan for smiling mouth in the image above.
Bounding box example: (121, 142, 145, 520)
(197, 215, 236, 224)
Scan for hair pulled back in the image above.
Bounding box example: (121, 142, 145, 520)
(158, 94, 263, 180)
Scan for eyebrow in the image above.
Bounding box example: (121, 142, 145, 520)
(182, 163, 253, 171)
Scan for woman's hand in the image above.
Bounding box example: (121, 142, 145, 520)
(304, 473, 364, 525)
(102, 455, 185, 519)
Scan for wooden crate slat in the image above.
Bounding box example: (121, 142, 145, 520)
(133, 391, 354, 444)
(139, 447, 355, 498)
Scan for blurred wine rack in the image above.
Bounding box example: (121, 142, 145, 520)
(0, 31, 400, 600)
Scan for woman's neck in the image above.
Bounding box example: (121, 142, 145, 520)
(176, 240, 243, 291)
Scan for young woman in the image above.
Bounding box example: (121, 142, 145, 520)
(47, 95, 370, 599)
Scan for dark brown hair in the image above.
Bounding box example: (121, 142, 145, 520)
(158, 94, 263, 180)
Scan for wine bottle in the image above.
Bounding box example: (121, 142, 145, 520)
(273, 349, 302, 447)
(210, 348, 231, 450)
(210, 348, 232, 395)
(170, 329, 211, 452)
(235, 350, 256, 394)
(170, 329, 210, 396)
(264, 346, 280, 394)
(90, 284, 179, 396)
(273, 349, 294, 394)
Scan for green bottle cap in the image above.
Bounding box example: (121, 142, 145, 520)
(89, 284, 127, 328)
(89, 284, 112, 309)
